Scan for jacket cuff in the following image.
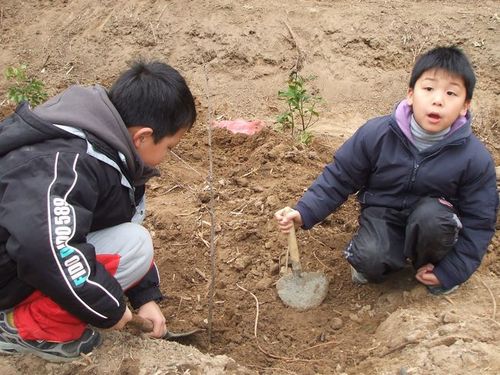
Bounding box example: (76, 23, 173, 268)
(126, 286, 164, 310)
(295, 202, 316, 230)
(124, 264, 165, 310)
(433, 265, 457, 290)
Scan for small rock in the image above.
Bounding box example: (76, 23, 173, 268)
(331, 317, 344, 329)
(198, 191, 210, 203)
(269, 263, 280, 275)
(349, 313, 362, 323)
(234, 256, 252, 270)
(441, 311, 460, 324)
(233, 177, 249, 187)
(438, 325, 457, 335)
(255, 277, 273, 290)
(265, 195, 279, 207)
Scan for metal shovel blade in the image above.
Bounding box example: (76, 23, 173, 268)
(163, 328, 205, 341)
(276, 271, 329, 310)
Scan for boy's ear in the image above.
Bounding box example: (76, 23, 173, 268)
(460, 100, 471, 117)
(406, 88, 414, 106)
(130, 127, 154, 149)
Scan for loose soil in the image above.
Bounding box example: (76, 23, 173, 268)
(0, 1, 499, 374)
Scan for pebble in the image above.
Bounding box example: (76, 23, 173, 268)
(255, 277, 273, 290)
(331, 317, 344, 329)
(233, 256, 252, 270)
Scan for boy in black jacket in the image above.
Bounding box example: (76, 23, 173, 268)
(275, 46, 497, 295)
(0, 61, 196, 361)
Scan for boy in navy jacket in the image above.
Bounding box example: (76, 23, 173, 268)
(0, 61, 196, 361)
(275, 46, 498, 295)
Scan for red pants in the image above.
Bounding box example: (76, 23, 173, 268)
(13, 254, 120, 342)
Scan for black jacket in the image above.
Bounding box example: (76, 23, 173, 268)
(0, 86, 162, 328)
(296, 101, 498, 289)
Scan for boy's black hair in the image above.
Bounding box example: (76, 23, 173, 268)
(109, 61, 196, 141)
(409, 46, 476, 100)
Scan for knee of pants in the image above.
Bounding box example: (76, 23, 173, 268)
(345, 241, 386, 281)
(409, 198, 461, 241)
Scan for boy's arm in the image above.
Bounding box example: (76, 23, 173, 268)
(296, 127, 372, 229)
(1, 152, 127, 328)
(433, 157, 498, 289)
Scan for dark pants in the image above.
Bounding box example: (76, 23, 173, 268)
(344, 197, 462, 282)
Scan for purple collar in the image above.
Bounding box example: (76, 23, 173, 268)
(394, 99, 468, 140)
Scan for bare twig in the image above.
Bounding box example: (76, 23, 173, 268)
(487, 317, 500, 328)
(165, 184, 181, 194)
(282, 19, 304, 72)
(240, 167, 259, 178)
(203, 63, 217, 345)
(175, 209, 199, 217)
(476, 275, 497, 320)
(236, 283, 259, 337)
(170, 150, 204, 177)
(198, 233, 210, 248)
(379, 340, 417, 357)
(195, 267, 209, 282)
(149, 22, 157, 45)
(307, 232, 332, 250)
(443, 296, 455, 305)
(41, 54, 51, 70)
(292, 340, 336, 358)
(312, 250, 333, 271)
(155, 3, 168, 28)
(255, 342, 295, 361)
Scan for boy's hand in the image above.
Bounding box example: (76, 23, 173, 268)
(111, 306, 132, 330)
(415, 263, 440, 286)
(274, 207, 303, 233)
(137, 300, 167, 338)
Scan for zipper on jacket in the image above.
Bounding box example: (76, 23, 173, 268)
(411, 162, 419, 182)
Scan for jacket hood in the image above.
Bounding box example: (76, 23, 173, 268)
(32, 85, 158, 185)
(0, 102, 72, 157)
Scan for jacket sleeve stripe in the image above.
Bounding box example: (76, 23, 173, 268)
(47, 152, 118, 319)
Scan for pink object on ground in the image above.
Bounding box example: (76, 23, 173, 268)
(212, 119, 266, 135)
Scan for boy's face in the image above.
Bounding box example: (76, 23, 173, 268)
(407, 68, 470, 133)
(131, 127, 187, 167)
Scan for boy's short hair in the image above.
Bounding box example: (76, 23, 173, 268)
(409, 46, 476, 100)
(109, 61, 196, 141)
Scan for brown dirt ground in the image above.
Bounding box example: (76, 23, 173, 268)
(0, 1, 499, 374)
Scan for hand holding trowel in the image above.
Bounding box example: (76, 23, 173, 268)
(275, 207, 329, 310)
(128, 314, 204, 341)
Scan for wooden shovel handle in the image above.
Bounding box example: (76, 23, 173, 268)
(128, 314, 154, 333)
(285, 208, 302, 274)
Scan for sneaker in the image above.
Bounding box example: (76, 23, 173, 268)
(427, 285, 459, 296)
(0, 310, 102, 362)
(350, 265, 368, 285)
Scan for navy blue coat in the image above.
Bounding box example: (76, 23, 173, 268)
(296, 104, 498, 288)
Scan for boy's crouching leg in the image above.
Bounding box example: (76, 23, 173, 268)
(344, 206, 407, 284)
